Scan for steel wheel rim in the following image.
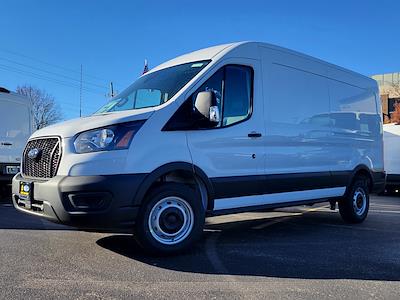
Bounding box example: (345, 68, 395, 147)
(352, 187, 367, 216)
(148, 196, 194, 245)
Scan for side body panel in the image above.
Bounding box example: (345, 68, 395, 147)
(261, 48, 334, 174)
(260, 46, 382, 178)
(212, 46, 382, 212)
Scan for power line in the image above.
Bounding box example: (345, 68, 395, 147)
(0, 57, 109, 89)
(0, 63, 106, 96)
(0, 47, 111, 83)
(0, 64, 104, 96)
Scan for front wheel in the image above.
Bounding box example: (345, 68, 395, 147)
(134, 183, 205, 255)
(339, 177, 369, 223)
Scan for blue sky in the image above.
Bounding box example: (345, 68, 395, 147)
(0, 0, 399, 120)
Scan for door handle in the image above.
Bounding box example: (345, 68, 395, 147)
(248, 132, 262, 138)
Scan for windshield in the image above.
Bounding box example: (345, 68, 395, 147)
(95, 60, 210, 114)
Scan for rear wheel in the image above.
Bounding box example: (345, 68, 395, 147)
(134, 183, 205, 255)
(339, 177, 369, 223)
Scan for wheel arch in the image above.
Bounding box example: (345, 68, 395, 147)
(132, 162, 215, 211)
(348, 164, 374, 193)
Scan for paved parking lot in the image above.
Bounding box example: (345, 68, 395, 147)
(0, 193, 399, 299)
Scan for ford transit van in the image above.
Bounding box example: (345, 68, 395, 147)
(12, 42, 385, 254)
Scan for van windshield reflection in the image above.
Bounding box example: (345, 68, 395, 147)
(95, 60, 210, 114)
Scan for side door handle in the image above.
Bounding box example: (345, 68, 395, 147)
(248, 132, 262, 138)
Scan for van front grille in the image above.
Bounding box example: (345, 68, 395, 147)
(22, 137, 61, 179)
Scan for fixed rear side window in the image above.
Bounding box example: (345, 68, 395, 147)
(164, 65, 253, 130)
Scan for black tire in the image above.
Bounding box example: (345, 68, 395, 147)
(339, 177, 369, 223)
(134, 183, 205, 255)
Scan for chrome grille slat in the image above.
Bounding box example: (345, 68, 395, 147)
(22, 137, 61, 178)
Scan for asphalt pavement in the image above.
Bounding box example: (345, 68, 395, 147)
(0, 193, 399, 299)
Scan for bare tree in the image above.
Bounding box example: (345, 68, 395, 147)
(16, 85, 63, 130)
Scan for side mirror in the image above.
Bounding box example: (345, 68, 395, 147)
(194, 91, 220, 124)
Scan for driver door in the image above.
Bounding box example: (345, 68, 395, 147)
(185, 60, 265, 209)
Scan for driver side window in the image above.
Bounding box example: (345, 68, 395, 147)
(164, 64, 253, 130)
(192, 69, 224, 126)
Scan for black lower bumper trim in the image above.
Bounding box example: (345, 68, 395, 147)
(12, 173, 146, 230)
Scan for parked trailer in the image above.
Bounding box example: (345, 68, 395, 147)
(0, 87, 32, 192)
(383, 123, 400, 192)
(12, 42, 384, 254)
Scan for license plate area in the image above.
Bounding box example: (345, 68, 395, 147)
(18, 181, 32, 210)
(6, 165, 20, 175)
(17, 181, 44, 212)
(19, 181, 31, 198)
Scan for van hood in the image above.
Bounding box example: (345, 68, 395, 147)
(31, 108, 154, 139)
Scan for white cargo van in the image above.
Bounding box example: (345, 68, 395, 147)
(12, 42, 384, 254)
(0, 88, 32, 192)
(383, 123, 400, 192)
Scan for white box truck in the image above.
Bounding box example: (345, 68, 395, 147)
(0, 87, 32, 194)
(383, 123, 400, 192)
(12, 42, 385, 254)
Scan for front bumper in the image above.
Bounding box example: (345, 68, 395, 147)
(12, 172, 146, 230)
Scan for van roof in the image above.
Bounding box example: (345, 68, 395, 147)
(148, 42, 238, 73)
(148, 41, 376, 87)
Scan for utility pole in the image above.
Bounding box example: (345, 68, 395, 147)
(109, 82, 114, 98)
(79, 64, 83, 117)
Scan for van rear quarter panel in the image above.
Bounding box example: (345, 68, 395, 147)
(261, 46, 383, 175)
(327, 80, 382, 172)
(326, 66, 383, 173)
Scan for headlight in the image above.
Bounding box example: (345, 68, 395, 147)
(74, 120, 145, 153)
